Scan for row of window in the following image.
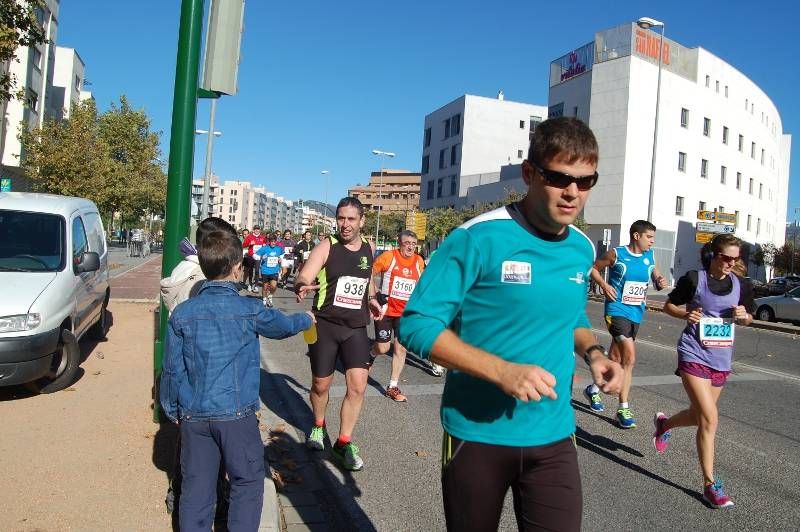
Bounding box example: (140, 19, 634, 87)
(680, 109, 772, 168)
(674, 198, 771, 236)
(422, 143, 460, 175)
(701, 75, 777, 137)
(423, 113, 462, 148)
(425, 176, 458, 200)
(676, 151, 772, 200)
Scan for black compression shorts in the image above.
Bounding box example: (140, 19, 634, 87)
(308, 317, 371, 377)
(441, 433, 582, 532)
(374, 316, 400, 343)
(605, 315, 640, 342)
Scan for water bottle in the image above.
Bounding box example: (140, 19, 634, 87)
(303, 323, 317, 344)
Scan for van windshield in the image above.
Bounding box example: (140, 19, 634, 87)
(0, 210, 66, 272)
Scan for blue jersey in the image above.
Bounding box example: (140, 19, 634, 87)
(605, 246, 655, 323)
(253, 245, 283, 275)
(400, 205, 594, 447)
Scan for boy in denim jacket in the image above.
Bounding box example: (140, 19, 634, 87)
(160, 229, 313, 531)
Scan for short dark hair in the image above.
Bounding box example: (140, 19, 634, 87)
(629, 220, 656, 239)
(198, 230, 243, 280)
(197, 217, 238, 249)
(336, 196, 364, 217)
(527, 117, 599, 167)
(398, 230, 418, 241)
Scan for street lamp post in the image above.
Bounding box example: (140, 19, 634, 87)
(371, 149, 395, 246)
(195, 98, 222, 220)
(792, 207, 800, 275)
(638, 16, 665, 222)
(320, 169, 330, 231)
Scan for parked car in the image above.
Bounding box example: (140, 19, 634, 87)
(746, 277, 770, 297)
(766, 276, 800, 295)
(0, 192, 110, 393)
(754, 286, 800, 323)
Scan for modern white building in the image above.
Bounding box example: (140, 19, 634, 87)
(419, 93, 547, 210)
(550, 21, 791, 282)
(52, 46, 93, 120)
(1, 0, 60, 191)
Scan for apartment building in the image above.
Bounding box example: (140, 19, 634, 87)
(348, 169, 421, 214)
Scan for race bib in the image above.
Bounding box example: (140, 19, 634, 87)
(302, 250, 311, 261)
(333, 276, 368, 309)
(621, 281, 648, 305)
(284, 246, 293, 255)
(390, 276, 416, 301)
(265, 256, 279, 268)
(699, 317, 735, 347)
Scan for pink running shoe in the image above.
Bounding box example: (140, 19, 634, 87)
(703, 480, 734, 509)
(652, 412, 671, 454)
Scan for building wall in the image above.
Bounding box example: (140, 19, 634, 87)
(349, 170, 421, 214)
(53, 47, 88, 120)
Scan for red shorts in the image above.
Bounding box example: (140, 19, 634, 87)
(676, 361, 730, 387)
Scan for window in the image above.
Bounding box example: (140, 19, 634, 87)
(451, 144, 459, 166)
(715, 80, 719, 93)
(421, 155, 429, 175)
(424, 128, 431, 148)
(738, 135, 744, 152)
(519, 120, 525, 129)
(734, 210, 739, 228)
(757, 218, 761, 235)
(705, 75, 710, 87)
(71, 217, 88, 268)
(517, 149, 523, 159)
(718, 206, 724, 213)
(439, 149, 446, 169)
(530, 116, 543, 135)
(722, 126, 729, 144)
(758, 183, 763, 199)
(437, 178, 443, 198)
(74, 75, 81, 91)
(443, 118, 451, 139)
(761, 148, 765, 165)
(572, 106, 578, 117)
(678, 152, 687, 172)
(699, 201, 706, 211)
(427, 180, 434, 200)
(26, 89, 38, 112)
(701, 159, 708, 178)
(745, 98, 748, 110)
(720, 166, 727, 184)
(675, 196, 684, 215)
(680, 108, 689, 128)
(751, 142, 756, 158)
(451, 114, 461, 135)
(32, 48, 42, 70)
(736, 172, 742, 190)
(703, 118, 711, 136)
(748, 178, 754, 194)
(450, 175, 457, 196)
(746, 215, 751, 231)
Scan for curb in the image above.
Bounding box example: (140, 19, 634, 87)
(587, 294, 800, 335)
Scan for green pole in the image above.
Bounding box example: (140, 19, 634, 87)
(153, 0, 205, 423)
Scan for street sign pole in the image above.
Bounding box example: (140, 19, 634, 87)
(153, 0, 205, 423)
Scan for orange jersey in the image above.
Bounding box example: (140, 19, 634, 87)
(373, 250, 425, 317)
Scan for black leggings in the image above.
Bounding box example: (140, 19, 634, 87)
(441, 433, 582, 532)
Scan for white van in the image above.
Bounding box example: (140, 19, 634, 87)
(0, 192, 110, 393)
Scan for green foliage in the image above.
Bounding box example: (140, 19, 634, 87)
(19, 95, 166, 226)
(1, 0, 47, 104)
(423, 188, 529, 241)
(363, 210, 405, 243)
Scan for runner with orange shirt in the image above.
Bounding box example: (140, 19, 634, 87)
(371, 230, 426, 402)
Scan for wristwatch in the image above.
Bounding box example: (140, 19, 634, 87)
(583, 344, 607, 366)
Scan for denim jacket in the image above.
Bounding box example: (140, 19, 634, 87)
(160, 281, 311, 423)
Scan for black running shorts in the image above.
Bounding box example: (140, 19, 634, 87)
(374, 316, 400, 344)
(441, 433, 582, 532)
(309, 317, 371, 378)
(605, 315, 639, 342)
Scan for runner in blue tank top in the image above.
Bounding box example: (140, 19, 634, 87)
(585, 220, 666, 428)
(654, 234, 755, 509)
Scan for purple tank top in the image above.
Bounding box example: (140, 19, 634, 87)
(676, 271, 740, 371)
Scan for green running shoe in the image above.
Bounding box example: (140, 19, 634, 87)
(306, 426, 327, 450)
(616, 407, 637, 429)
(332, 441, 364, 471)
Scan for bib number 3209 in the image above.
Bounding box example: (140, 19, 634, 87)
(334, 276, 368, 309)
(699, 317, 735, 347)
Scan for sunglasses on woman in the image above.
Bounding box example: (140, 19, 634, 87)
(533, 164, 599, 191)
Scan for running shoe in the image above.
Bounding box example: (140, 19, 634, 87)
(331, 441, 364, 471)
(250, 285, 259, 293)
(703, 480, 734, 509)
(616, 407, 637, 428)
(306, 426, 327, 450)
(430, 363, 445, 377)
(652, 412, 671, 454)
(583, 386, 604, 412)
(267, 294, 273, 307)
(386, 386, 408, 402)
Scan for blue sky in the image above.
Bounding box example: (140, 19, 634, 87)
(59, 0, 799, 222)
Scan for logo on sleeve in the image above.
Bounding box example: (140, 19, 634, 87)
(501, 261, 531, 284)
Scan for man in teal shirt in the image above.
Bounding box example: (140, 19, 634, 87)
(400, 117, 622, 532)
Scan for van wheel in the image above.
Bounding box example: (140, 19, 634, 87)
(29, 330, 81, 394)
(89, 294, 110, 341)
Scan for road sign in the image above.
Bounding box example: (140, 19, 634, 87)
(0, 178, 10, 192)
(697, 210, 716, 220)
(695, 231, 716, 243)
(715, 212, 737, 224)
(696, 222, 736, 234)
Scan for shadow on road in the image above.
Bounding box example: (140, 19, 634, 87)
(260, 368, 377, 531)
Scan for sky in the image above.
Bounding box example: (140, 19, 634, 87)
(58, 0, 800, 222)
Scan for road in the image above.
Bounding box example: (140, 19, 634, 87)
(259, 290, 800, 531)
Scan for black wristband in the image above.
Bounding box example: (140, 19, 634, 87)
(583, 344, 607, 365)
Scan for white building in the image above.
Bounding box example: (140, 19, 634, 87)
(419, 93, 547, 210)
(550, 22, 791, 282)
(1, 0, 60, 190)
(52, 46, 93, 120)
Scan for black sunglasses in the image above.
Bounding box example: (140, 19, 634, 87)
(533, 164, 598, 191)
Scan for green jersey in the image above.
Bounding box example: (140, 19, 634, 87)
(399, 205, 594, 446)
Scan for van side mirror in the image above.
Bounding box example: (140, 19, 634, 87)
(75, 251, 100, 273)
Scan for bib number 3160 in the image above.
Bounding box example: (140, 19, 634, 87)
(334, 276, 368, 309)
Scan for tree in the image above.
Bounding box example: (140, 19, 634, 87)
(363, 210, 405, 244)
(1, 0, 47, 104)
